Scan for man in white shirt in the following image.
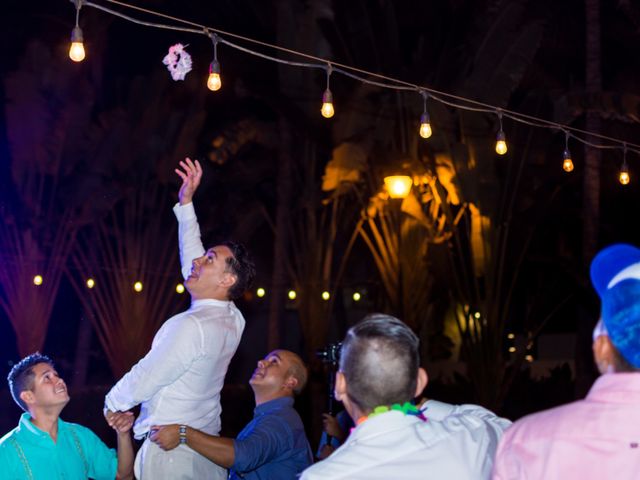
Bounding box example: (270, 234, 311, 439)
(301, 314, 510, 480)
(104, 158, 255, 480)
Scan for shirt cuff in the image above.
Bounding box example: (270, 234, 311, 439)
(173, 202, 196, 221)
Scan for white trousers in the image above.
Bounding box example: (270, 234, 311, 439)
(134, 437, 227, 480)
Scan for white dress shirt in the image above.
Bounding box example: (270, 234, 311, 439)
(105, 202, 246, 440)
(301, 400, 511, 480)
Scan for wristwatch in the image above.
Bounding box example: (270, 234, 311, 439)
(179, 425, 187, 445)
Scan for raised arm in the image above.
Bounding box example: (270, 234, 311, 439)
(107, 412, 135, 480)
(173, 158, 206, 279)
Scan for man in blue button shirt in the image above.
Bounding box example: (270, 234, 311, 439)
(0, 352, 135, 479)
(150, 349, 313, 480)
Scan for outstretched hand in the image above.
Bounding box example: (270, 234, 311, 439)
(175, 157, 203, 205)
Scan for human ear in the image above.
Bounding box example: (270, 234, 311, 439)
(414, 367, 428, 397)
(334, 371, 347, 402)
(593, 335, 616, 374)
(284, 376, 298, 391)
(19, 390, 35, 407)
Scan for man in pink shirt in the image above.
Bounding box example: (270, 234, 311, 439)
(493, 243, 640, 480)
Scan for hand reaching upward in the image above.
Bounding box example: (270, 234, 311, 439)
(176, 157, 203, 205)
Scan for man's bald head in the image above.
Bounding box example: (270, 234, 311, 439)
(339, 314, 420, 412)
(283, 351, 308, 395)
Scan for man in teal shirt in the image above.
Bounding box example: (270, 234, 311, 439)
(0, 353, 134, 479)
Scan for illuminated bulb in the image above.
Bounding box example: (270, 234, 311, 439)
(473, 312, 481, 319)
(620, 163, 630, 185)
(256, 287, 266, 298)
(525, 354, 534, 363)
(321, 291, 330, 301)
(86, 278, 95, 289)
(507, 333, 515, 340)
(562, 149, 574, 172)
(207, 60, 221, 91)
(495, 130, 508, 155)
(134, 281, 143, 293)
(384, 175, 412, 199)
(419, 113, 432, 139)
(508, 346, 516, 353)
(33, 275, 43, 286)
(321, 89, 334, 118)
(352, 292, 361, 302)
(176, 283, 185, 294)
(288, 290, 297, 300)
(69, 26, 85, 62)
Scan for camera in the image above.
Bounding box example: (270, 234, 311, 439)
(316, 342, 342, 366)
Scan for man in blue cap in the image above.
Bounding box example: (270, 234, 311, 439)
(493, 244, 640, 479)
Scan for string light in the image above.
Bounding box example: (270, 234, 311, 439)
(288, 289, 297, 300)
(69, 0, 86, 62)
(419, 91, 432, 139)
(495, 112, 508, 155)
(206, 33, 221, 91)
(33, 275, 43, 286)
(508, 346, 516, 353)
(176, 283, 185, 294)
(321, 291, 330, 301)
(86, 278, 95, 289)
(134, 281, 143, 292)
(507, 333, 515, 339)
(352, 291, 361, 301)
(620, 145, 631, 185)
(68, 0, 640, 182)
(321, 65, 334, 118)
(256, 287, 266, 298)
(384, 175, 413, 199)
(562, 131, 574, 173)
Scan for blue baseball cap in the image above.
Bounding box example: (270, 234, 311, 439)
(590, 243, 640, 368)
(590, 244, 640, 297)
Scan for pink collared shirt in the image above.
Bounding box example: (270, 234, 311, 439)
(493, 373, 640, 480)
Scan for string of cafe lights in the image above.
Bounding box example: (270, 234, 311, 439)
(27, 271, 365, 302)
(65, 0, 638, 184)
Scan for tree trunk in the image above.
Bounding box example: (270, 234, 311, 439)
(576, 0, 602, 398)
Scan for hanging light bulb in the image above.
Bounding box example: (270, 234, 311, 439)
(206, 34, 221, 91)
(69, 1, 85, 62)
(321, 291, 330, 301)
(562, 131, 574, 172)
(495, 113, 507, 155)
(86, 278, 95, 289)
(134, 281, 143, 293)
(419, 91, 432, 139)
(620, 146, 630, 185)
(321, 65, 334, 118)
(33, 275, 43, 286)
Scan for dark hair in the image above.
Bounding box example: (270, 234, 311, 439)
(7, 353, 54, 411)
(221, 240, 256, 300)
(339, 314, 420, 413)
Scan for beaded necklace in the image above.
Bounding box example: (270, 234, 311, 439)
(356, 401, 427, 426)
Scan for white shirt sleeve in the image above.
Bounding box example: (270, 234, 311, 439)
(104, 316, 203, 412)
(422, 400, 511, 479)
(173, 202, 206, 280)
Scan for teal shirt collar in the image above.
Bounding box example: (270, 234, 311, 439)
(17, 413, 68, 446)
